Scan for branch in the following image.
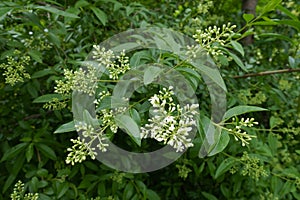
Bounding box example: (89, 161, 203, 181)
(23, 110, 52, 121)
(233, 68, 300, 79)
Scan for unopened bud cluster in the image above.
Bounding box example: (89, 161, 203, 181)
(228, 117, 258, 146)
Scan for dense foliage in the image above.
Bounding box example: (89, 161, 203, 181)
(0, 0, 299, 199)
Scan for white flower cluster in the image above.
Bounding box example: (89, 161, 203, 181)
(55, 65, 98, 96)
(228, 117, 258, 146)
(66, 122, 108, 165)
(92, 46, 130, 80)
(0, 50, 31, 86)
(193, 23, 236, 56)
(141, 86, 199, 152)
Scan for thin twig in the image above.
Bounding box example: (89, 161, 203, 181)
(233, 68, 300, 79)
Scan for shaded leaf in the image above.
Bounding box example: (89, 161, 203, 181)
(115, 114, 141, 146)
(1, 143, 28, 162)
(144, 65, 163, 85)
(90, 6, 107, 26)
(35, 143, 57, 160)
(214, 157, 236, 179)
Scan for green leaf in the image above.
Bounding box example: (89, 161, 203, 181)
(207, 130, 230, 157)
(230, 41, 244, 56)
(0, 7, 12, 21)
(146, 189, 161, 200)
(243, 13, 254, 23)
(54, 121, 75, 133)
(111, 42, 141, 52)
(31, 68, 55, 79)
(176, 67, 202, 81)
(75, 0, 90, 8)
(192, 61, 227, 92)
(214, 157, 236, 179)
(28, 49, 43, 63)
(258, 33, 295, 44)
(90, 6, 107, 26)
(252, 21, 278, 26)
(261, 0, 282, 16)
(130, 108, 141, 126)
(33, 94, 64, 103)
(35, 6, 79, 18)
(276, 5, 299, 21)
(26, 143, 34, 162)
(277, 20, 300, 32)
(47, 31, 61, 46)
(123, 182, 134, 200)
(227, 51, 247, 72)
(223, 106, 267, 120)
(202, 192, 218, 200)
(2, 155, 25, 193)
(2, 174, 16, 193)
(1, 143, 28, 162)
(143, 65, 164, 85)
(115, 114, 141, 146)
(35, 143, 57, 160)
(57, 182, 69, 199)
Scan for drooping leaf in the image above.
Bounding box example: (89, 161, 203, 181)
(276, 5, 299, 21)
(90, 6, 107, 26)
(260, 0, 282, 16)
(277, 20, 300, 32)
(33, 94, 65, 103)
(230, 41, 244, 56)
(35, 6, 79, 18)
(54, 121, 75, 133)
(115, 114, 141, 146)
(31, 68, 55, 79)
(227, 51, 247, 72)
(258, 33, 295, 44)
(0, 143, 28, 162)
(223, 106, 267, 121)
(35, 143, 57, 160)
(0, 7, 12, 21)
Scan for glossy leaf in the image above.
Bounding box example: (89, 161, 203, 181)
(223, 106, 267, 121)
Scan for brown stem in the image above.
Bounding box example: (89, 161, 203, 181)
(233, 68, 300, 79)
(23, 110, 52, 121)
(242, 0, 258, 45)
